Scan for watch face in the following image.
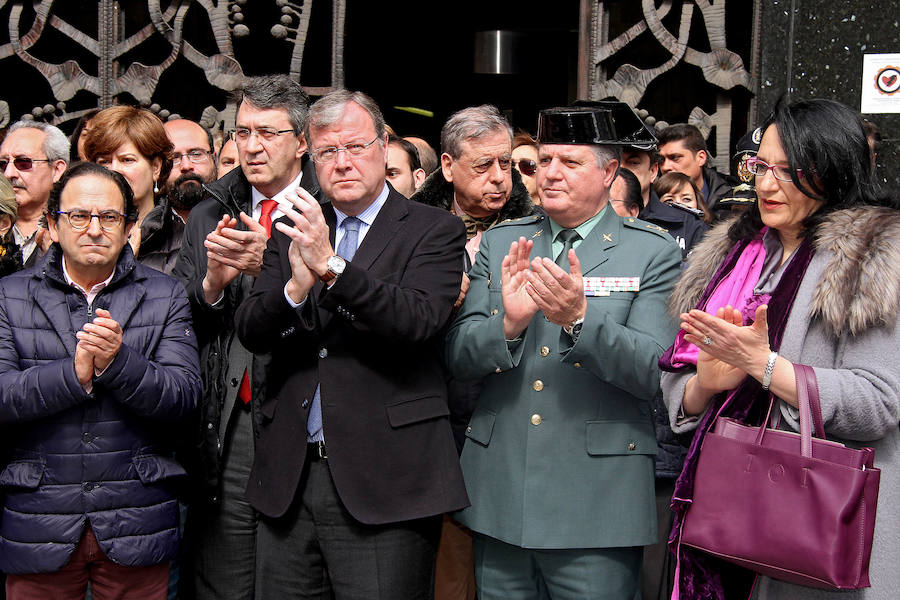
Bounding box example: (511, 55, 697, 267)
(327, 255, 346, 275)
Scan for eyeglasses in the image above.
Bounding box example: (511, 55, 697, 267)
(746, 157, 803, 182)
(0, 157, 51, 171)
(310, 137, 380, 164)
(470, 156, 512, 174)
(172, 149, 212, 164)
(514, 158, 537, 176)
(232, 128, 295, 143)
(56, 210, 126, 231)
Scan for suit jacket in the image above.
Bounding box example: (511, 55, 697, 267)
(445, 208, 681, 549)
(235, 185, 470, 524)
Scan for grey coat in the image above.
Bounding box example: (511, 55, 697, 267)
(662, 208, 900, 599)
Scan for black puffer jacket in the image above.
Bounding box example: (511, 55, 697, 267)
(172, 161, 321, 504)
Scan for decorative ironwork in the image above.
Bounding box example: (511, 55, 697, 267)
(580, 0, 758, 169)
(0, 0, 345, 132)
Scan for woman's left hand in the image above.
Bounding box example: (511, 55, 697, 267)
(681, 304, 772, 377)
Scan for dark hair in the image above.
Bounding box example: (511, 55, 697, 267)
(388, 135, 421, 171)
(47, 161, 137, 223)
(729, 98, 886, 242)
(862, 118, 882, 154)
(237, 75, 310, 135)
(657, 123, 708, 155)
(69, 109, 100, 161)
(653, 171, 710, 223)
(615, 168, 644, 213)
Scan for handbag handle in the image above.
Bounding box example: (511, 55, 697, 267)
(752, 363, 825, 458)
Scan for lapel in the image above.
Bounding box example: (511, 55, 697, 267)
(531, 215, 554, 260)
(574, 207, 621, 276)
(351, 192, 407, 271)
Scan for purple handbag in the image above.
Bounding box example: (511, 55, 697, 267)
(679, 363, 880, 590)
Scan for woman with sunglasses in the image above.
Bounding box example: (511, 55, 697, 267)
(659, 98, 900, 599)
(83, 106, 182, 274)
(512, 130, 540, 205)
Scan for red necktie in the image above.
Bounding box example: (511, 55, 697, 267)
(238, 199, 280, 404)
(259, 198, 278, 239)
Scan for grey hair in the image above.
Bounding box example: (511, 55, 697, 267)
(304, 90, 386, 147)
(590, 144, 620, 168)
(237, 75, 310, 134)
(8, 120, 70, 163)
(440, 105, 513, 159)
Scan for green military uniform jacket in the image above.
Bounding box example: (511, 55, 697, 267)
(445, 207, 681, 549)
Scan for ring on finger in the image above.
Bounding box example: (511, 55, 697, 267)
(702, 336, 713, 346)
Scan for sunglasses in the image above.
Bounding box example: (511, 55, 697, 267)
(0, 157, 52, 171)
(515, 158, 537, 176)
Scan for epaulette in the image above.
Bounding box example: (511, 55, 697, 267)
(622, 216, 672, 240)
(492, 213, 544, 228)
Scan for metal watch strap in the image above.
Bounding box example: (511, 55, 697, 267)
(762, 351, 778, 391)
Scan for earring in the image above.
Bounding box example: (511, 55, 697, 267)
(153, 180, 159, 194)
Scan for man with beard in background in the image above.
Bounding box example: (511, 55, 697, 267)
(164, 119, 219, 221)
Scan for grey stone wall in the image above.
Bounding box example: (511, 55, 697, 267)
(757, 1, 899, 192)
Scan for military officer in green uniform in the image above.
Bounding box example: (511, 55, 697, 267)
(445, 104, 682, 599)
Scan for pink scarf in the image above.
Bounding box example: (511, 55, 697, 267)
(668, 231, 770, 368)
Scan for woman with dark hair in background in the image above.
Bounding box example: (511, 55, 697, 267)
(83, 105, 183, 274)
(660, 97, 900, 599)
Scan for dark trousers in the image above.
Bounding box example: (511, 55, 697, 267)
(256, 454, 442, 600)
(189, 405, 258, 600)
(6, 527, 168, 600)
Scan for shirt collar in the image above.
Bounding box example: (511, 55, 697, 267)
(61, 256, 115, 300)
(250, 169, 305, 212)
(333, 183, 389, 229)
(548, 203, 608, 242)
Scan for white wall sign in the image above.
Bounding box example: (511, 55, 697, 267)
(861, 53, 900, 114)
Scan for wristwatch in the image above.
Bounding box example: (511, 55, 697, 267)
(319, 255, 347, 283)
(563, 317, 584, 339)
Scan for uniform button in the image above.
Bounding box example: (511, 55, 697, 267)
(540, 346, 550, 357)
(533, 380, 544, 392)
(574, 362, 582, 368)
(301, 398, 310, 408)
(230, 377, 238, 387)
(82, 432, 93, 444)
(628, 442, 637, 451)
(466, 426, 472, 433)
(318, 348, 328, 359)
(491, 308, 499, 315)
(531, 414, 542, 425)
(495, 367, 502, 373)
(207, 422, 214, 430)
(82, 482, 94, 492)
(211, 496, 219, 503)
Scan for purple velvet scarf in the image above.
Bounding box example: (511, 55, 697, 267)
(658, 231, 815, 600)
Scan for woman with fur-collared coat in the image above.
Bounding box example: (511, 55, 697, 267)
(659, 98, 900, 599)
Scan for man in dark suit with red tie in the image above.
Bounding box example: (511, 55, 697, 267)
(235, 90, 469, 599)
(173, 75, 321, 599)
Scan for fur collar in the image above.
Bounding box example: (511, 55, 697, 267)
(410, 164, 534, 223)
(669, 207, 900, 338)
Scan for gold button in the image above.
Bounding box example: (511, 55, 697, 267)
(531, 414, 542, 425)
(574, 362, 582, 368)
(628, 442, 637, 451)
(540, 346, 550, 357)
(491, 308, 499, 315)
(533, 380, 544, 392)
